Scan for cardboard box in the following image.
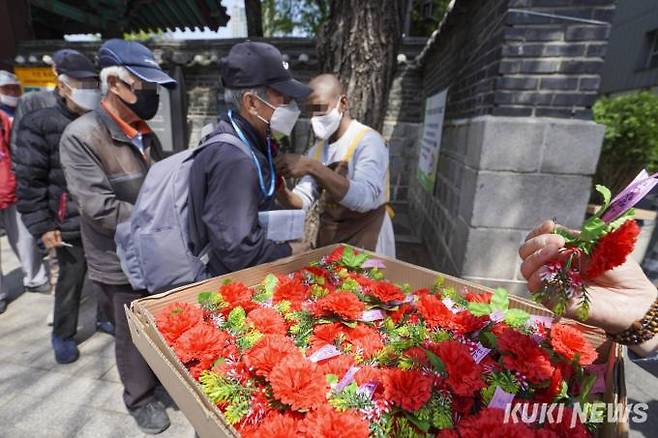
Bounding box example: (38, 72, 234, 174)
(126, 244, 627, 438)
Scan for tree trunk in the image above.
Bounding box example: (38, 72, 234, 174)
(317, 0, 408, 132)
(245, 0, 263, 37)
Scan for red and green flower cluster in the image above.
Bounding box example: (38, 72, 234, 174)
(156, 247, 602, 437)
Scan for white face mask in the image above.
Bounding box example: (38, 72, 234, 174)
(0, 94, 18, 108)
(70, 88, 100, 112)
(256, 95, 300, 137)
(311, 99, 343, 140)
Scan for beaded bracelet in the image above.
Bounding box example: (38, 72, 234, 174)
(608, 298, 658, 345)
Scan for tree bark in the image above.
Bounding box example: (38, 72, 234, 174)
(244, 0, 263, 37)
(317, 0, 408, 132)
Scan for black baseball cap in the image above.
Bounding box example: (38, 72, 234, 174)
(219, 42, 311, 100)
(98, 39, 176, 89)
(52, 49, 98, 79)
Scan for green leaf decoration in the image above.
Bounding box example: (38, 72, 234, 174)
(504, 308, 530, 328)
(226, 307, 246, 332)
(403, 412, 431, 432)
(595, 184, 612, 212)
(490, 288, 510, 312)
(554, 227, 578, 244)
(422, 348, 446, 374)
(340, 246, 369, 269)
(479, 331, 497, 349)
(580, 217, 607, 243)
(467, 302, 491, 316)
(263, 273, 278, 295)
(607, 209, 635, 230)
(578, 373, 597, 404)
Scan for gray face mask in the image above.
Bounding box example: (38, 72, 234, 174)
(70, 88, 101, 111)
(255, 95, 301, 137)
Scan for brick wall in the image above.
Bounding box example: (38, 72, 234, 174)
(409, 0, 616, 295)
(420, 0, 615, 120)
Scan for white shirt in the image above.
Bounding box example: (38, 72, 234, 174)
(293, 120, 396, 258)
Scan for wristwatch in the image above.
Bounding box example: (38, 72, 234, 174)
(608, 297, 658, 345)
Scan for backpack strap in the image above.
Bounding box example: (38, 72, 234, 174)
(197, 132, 253, 158)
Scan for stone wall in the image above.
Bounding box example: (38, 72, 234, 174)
(409, 0, 616, 295)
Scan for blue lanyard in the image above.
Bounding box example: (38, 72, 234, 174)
(228, 110, 276, 198)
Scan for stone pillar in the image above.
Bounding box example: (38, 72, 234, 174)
(410, 116, 603, 296)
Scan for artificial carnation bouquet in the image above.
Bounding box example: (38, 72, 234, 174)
(156, 246, 607, 437)
(533, 170, 657, 320)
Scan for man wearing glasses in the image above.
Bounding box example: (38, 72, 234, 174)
(60, 39, 175, 434)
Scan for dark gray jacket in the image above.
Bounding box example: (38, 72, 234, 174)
(188, 114, 291, 276)
(11, 89, 58, 154)
(60, 105, 163, 285)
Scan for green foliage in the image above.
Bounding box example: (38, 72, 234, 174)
(252, 274, 278, 303)
(226, 307, 247, 333)
(481, 371, 520, 404)
(262, 0, 328, 36)
(593, 91, 658, 193)
(340, 247, 370, 269)
(466, 288, 530, 328)
(288, 310, 315, 348)
(329, 382, 374, 411)
(415, 393, 453, 430)
(198, 291, 226, 311)
(198, 371, 253, 425)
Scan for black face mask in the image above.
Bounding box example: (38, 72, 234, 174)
(122, 88, 160, 120)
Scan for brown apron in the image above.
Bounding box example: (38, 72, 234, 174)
(314, 127, 387, 251)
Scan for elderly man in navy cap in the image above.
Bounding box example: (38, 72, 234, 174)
(60, 39, 175, 434)
(187, 41, 311, 277)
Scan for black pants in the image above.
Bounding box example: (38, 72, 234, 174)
(95, 282, 158, 410)
(52, 243, 87, 339)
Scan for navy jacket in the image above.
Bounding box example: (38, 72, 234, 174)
(188, 113, 291, 276)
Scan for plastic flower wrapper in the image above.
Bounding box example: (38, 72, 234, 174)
(155, 246, 606, 437)
(532, 170, 656, 320)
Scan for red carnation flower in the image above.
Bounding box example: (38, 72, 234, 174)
(345, 323, 383, 358)
(451, 310, 488, 334)
(383, 368, 433, 412)
(389, 303, 413, 323)
(354, 366, 383, 387)
(585, 219, 640, 279)
(369, 281, 405, 303)
(173, 323, 235, 376)
(542, 407, 590, 438)
(497, 327, 554, 384)
(273, 277, 309, 310)
(457, 408, 535, 438)
(465, 290, 493, 304)
(247, 307, 287, 335)
(431, 341, 484, 396)
(313, 291, 364, 320)
(416, 293, 454, 329)
(310, 322, 345, 349)
(325, 246, 346, 264)
(269, 356, 328, 411)
(534, 367, 563, 404)
(243, 334, 302, 377)
(299, 405, 370, 438)
(218, 282, 256, 314)
(156, 302, 204, 344)
(319, 354, 354, 377)
(550, 323, 598, 366)
(243, 412, 302, 438)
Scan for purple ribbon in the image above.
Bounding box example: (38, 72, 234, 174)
(335, 366, 361, 392)
(357, 382, 377, 399)
(360, 309, 385, 322)
(585, 364, 607, 394)
(471, 343, 491, 364)
(308, 344, 341, 363)
(361, 259, 386, 269)
(489, 310, 506, 322)
(601, 170, 658, 223)
(488, 387, 515, 410)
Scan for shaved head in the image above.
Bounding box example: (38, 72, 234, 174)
(309, 74, 345, 101)
(307, 73, 349, 117)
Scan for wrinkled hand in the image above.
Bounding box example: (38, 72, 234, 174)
(519, 220, 657, 334)
(289, 240, 311, 255)
(42, 230, 62, 249)
(275, 154, 311, 179)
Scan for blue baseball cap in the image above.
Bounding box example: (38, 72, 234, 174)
(98, 39, 176, 89)
(51, 49, 97, 79)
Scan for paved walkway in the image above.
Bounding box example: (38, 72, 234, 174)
(1, 229, 656, 437)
